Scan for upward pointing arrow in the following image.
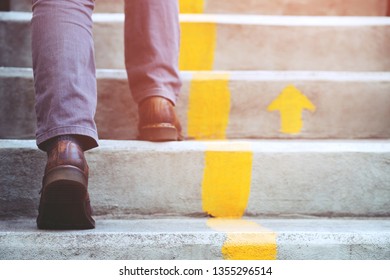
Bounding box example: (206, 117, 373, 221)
(267, 85, 316, 134)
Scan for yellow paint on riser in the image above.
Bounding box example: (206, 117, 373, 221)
(187, 73, 231, 139)
(202, 142, 253, 218)
(179, 22, 216, 70)
(207, 219, 277, 260)
(201, 142, 276, 259)
(179, 0, 205, 13)
(267, 85, 316, 134)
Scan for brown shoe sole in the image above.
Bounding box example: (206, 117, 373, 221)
(138, 123, 183, 141)
(37, 166, 95, 230)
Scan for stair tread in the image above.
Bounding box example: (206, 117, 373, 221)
(2, 217, 390, 233)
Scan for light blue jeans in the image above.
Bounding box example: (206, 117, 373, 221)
(31, 0, 181, 150)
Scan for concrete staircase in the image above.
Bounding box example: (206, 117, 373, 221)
(0, 0, 389, 260)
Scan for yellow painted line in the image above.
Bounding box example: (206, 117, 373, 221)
(179, 22, 216, 70)
(187, 73, 231, 139)
(207, 219, 278, 260)
(202, 141, 253, 218)
(179, 0, 205, 13)
(267, 85, 316, 134)
(201, 141, 277, 259)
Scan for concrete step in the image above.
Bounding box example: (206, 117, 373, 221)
(1, 12, 390, 71)
(2, 68, 390, 140)
(0, 218, 389, 259)
(1, 139, 389, 219)
(9, 0, 390, 16)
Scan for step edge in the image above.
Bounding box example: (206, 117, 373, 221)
(2, 12, 390, 26)
(2, 67, 390, 82)
(1, 139, 390, 153)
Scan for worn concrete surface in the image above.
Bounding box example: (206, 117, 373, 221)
(1, 68, 390, 140)
(0, 218, 389, 259)
(1, 13, 390, 71)
(9, 0, 389, 16)
(0, 68, 36, 139)
(1, 140, 389, 218)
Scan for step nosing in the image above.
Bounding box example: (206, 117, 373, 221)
(178, 14, 390, 26)
(1, 139, 390, 152)
(2, 67, 390, 82)
(2, 12, 390, 26)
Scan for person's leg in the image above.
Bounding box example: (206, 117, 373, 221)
(124, 0, 183, 141)
(32, 0, 98, 151)
(31, 0, 97, 229)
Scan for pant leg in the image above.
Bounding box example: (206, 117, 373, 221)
(124, 0, 182, 105)
(32, 0, 98, 151)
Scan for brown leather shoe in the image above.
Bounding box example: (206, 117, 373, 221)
(138, 96, 183, 141)
(37, 138, 95, 229)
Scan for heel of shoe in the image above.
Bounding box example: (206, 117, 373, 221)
(37, 166, 95, 230)
(42, 165, 88, 191)
(37, 198, 95, 230)
(139, 123, 179, 141)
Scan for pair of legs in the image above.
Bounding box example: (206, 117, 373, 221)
(31, 0, 182, 229)
(32, 0, 182, 150)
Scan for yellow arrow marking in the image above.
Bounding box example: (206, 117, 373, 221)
(187, 73, 231, 139)
(207, 219, 277, 260)
(179, 0, 205, 13)
(179, 22, 216, 70)
(267, 85, 316, 134)
(202, 142, 253, 218)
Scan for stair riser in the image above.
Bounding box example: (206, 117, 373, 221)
(1, 13, 390, 71)
(9, 0, 389, 16)
(1, 140, 389, 218)
(2, 69, 390, 140)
